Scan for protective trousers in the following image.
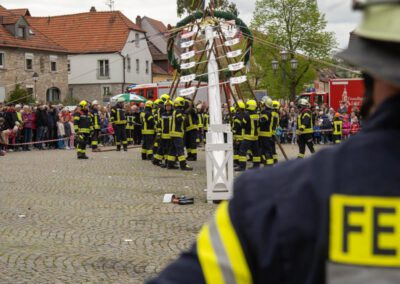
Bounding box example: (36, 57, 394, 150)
(238, 140, 261, 170)
(154, 138, 171, 164)
(259, 137, 274, 166)
(142, 134, 155, 160)
(298, 134, 315, 158)
(77, 133, 90, 158)
(114, 125, 127, 150)
(170, 137, 188, 168)
(91, 130, 100, 149)
(185, 130, 198, 160)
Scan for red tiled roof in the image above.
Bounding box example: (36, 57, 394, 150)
(8, 8, 31, 17)
(0, 5, 66, 53)
(152, 63, 169, 75)
(143, 16, 168, 34)
(27, 11, 145, 54)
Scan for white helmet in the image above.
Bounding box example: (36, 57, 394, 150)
(298, 98, 311, 108)
(92, 100, 99, 105)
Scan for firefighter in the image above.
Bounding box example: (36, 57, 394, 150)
(296, 98, 315, 158)
(132, 105, 142, 145)
(74, 100, 92, 160)
(110, 98, 128, 152)
(236, 99, 261, 171)
(90, 100, 101, 152)
(232, 101, 245, 167)
(150, 2, 400, 283)
(185, 99, 199, 161)
(169, 97, 192, 171)
(159, 94, 170, 104)
(332, 112, 343, 144)
(153, 99, 173, 168)
(196, 104, 204, 144)
(259, 96, 275, 167)
(203, 108, 209, 142)
(271, 100, 280, 163)
(125, 104, 134, 145)
(140, 100, 155, 160)
(153, 99, 163, 154)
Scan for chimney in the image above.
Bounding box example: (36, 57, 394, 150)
(136, 16, 141, 27)
(90, 6, 96, 12)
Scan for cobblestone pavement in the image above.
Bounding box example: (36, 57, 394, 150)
(0, 144, 323, 283)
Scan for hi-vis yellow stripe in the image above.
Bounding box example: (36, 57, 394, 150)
(197, 202, 252, 284)
(330, 194, 400, 267)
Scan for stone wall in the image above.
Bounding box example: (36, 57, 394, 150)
(0, 47, 68, 103)
(68, 83, 125, 104)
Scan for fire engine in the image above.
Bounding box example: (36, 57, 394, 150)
(297, 78, 365, 112)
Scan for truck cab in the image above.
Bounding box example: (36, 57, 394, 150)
(296, 90, 329, 107)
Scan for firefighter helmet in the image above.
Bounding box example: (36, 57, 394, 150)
(272, 100, 281, 110)
(246, 100, 257, 111)
(79, 100, 88, 108)
(145, 100, 153, 108)
(174, 97, 185, 107)
(160, 94, 171, 102)
(261, 96, 273, 109)
(236, 101, 246, 110)
(297, 98, 310, 108)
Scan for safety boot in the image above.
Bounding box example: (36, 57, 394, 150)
(147, 154, 153, 161)
(167, 161, 179, 170)
(180, 161, 193, 171)
(142, 153, 147, 160)
(152, 159, 161, 166)
(123, 145, 128, 152)
(116, 145, 121, 152)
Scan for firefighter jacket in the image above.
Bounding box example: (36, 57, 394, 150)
(232, 112, 244, 141)
(140, 108, 155, 135)
(159, 110, 173, 139)
(170, 108, 185, 138)
(110, 105, 126, 125)
(74, 110, 93, 134)
(297, 109, 314, 135)
(259, 109, 274, 137)
(126, 112, 134, 130)
(242, 110, 259, 141)
(198, 113, 204, 129)
(332, 117, 343, 136)
(149, 93, 400, 284)
(203, 113, 209, 131)
(185, 109, 199, 132)
(271, 110, 280, 134)
(90, 109, 101, 130)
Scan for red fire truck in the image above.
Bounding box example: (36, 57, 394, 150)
(297, 78, 365, 112)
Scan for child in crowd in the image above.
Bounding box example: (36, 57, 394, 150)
(350, 116, 361, 136)
(342, 115, 351, 140)
(313, 119, 322, 145)
(275, 126, 283, 144)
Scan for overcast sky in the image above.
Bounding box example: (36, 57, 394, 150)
(2, 0, 361, 48)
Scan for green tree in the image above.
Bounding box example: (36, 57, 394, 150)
(251, 0, 336, 100)
(177, 0, 239, 16)
(7, 84, 34, 105)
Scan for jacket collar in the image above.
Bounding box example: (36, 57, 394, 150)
(364, 93, 400, 131)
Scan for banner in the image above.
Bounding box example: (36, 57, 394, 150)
(181, 62, 196, 70)
(181, 40, 194, 49)
(181, 31, 195, 39)
(181, 50, 196, 60)
(224, 38, 240, 47)
(230, 75, 247, 85)
(179, 87, 196, 97)
(181, 74, 197, 83)
(227, 49, 242, 58)
(228, 62, 245, 72)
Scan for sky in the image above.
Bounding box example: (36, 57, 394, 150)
(1, 0, 361, 48)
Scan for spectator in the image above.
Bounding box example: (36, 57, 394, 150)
(22, 106, 34, 151)
(342, 114, 351, 140)
(35, 105, 48, 150)
(47, 105, 57, 149)
(350, 116, 361, 136)
(56, 113, 66, 149)
(321, 112, 332, 144)
(288, 111, 297, 145)
(313, 118, 322, 145)
(338, 101, 348, 115)
(279, 110, 289, 143)
(0, 117, 6, 155)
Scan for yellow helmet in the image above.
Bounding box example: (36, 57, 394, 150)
(145, 100, 154, 108)
(272, 100, 280, 110)
(236, 101, 246, 110)
(154, 99, 162, 106)
(261, 96, 273, 109)
(160, 94, 170, 102)
(79, 100, 88, 108)
(164, 99, 173, 106)
(230, 106, 235, 113)
(246, 100, 257, 111)
(174, 97, 185, 107)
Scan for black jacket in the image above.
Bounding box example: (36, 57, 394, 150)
(150, 94, 400, 284)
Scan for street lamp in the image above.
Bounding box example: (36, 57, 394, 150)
(272, 60, 279, 73)
(272, 51, 298, 100)
(32, 72, 39, 100)
(280, 50, 289, 61)
(290, 59, 298, 71)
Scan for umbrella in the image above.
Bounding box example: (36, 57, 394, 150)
(110, 93, 147, 103)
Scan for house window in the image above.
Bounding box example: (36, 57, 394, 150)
(135, 33, 140, 47)
(50, 55, 58, 72)
(101, 85, 111, 97)
(67, 60, 71, 73)
(26, 87, 34, 95)
(0, 52, 4, 68)
(98, 60, 110, 78)
(145, 61, 149, 74)
(136, 59, 140, 73)
(127, 56, 131, 72)
(17, 26, 25, 38)
(25, 53, 33, 71)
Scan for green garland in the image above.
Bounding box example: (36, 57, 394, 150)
(167, 10, 253, 73)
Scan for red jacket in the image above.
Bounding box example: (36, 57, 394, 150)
(350, 122, 360, 135)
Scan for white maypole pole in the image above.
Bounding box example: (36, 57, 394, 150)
(204, 0, 234, 202)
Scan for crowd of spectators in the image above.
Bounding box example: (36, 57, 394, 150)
(0, 102, 125, 156)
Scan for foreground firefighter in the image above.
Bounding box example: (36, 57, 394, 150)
(74, 100, 92, 160)
(150, 1, 400, 283)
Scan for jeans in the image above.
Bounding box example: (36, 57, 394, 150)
(36, 126, 46, 149)
(23, 128, 32, 149)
